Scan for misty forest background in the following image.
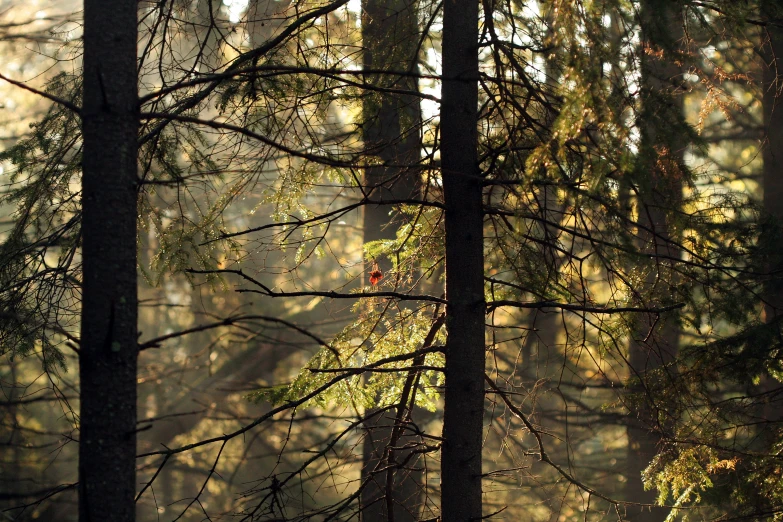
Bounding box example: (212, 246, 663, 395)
(1, 0, 783, 521)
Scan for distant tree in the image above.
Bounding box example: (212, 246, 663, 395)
(2, 1, 780, 520)
(761, 3, 783, 318)
(636, 2, 783, 519)
(624, 1, 686, 520)
(359, 0, 425, 518)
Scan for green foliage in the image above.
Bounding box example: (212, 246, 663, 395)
(645, 446, 736, 520)
(0, 73, 82, 370)
(249, 306, 445, 413)
(363, 205, 444, 284)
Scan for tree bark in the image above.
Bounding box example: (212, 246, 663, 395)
(762, 1, 783, 321)
(757, 0, 783, 486)
(359, 0, 422, 520)
(360, 0, 421, 224)
(625, 1, 683, 520)
(79, 0, 139, 520)
(440, 0, 484, 519)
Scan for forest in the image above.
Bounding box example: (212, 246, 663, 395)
(0, 0, 782, 520)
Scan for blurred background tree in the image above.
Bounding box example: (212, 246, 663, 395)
(1, 1, 782, 521)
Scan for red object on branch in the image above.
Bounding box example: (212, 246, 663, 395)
(369, 261, 383, 286)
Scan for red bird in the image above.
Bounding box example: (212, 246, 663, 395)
(369, 261, 383, 286)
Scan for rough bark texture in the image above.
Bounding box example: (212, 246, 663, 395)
(440, 0, 484, 519)
(79, 1, 139, 520)
(359, 0, 422, 520)
(625, 1, 683, 520)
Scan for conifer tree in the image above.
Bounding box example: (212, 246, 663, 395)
(359, 0, 424, 518)
(624, 1, 685, 519)
(439, 0, 484, 518)
(761, 1, 783, 319)
(4, 1, 782, 519)
(78, 0, 139, 520)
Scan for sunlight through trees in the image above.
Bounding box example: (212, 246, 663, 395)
(0, 1, 782, 521)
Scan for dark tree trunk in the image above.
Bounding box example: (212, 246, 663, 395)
(625, 1, 684, 520)
(359, 0, 422, 520)
(79, 0, 139, 520)
(360, 0, 421, 223)
(762, 1, 783, 321)
(757, 0, 783, 482)
(439, 0, 484, 519)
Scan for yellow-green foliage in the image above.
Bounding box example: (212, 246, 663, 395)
(250, 306, 445, 414)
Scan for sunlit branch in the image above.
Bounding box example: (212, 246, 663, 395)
(139, 66, 442, 106)
(138, 313, 333, 354)
(0, 72, 81, 115)
(186, 268, 448, 305)
(310, 365, 443, 374)
(201, 198, 444, 245)
(486, 300, 685, 315)
(141, 111, 362, 167)
(484, 374, 656, 509)
(238, 407, 397, 521)
(136, 345, 445, 459)
(137, 0, 353, 146)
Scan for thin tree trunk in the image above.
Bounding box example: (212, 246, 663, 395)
(79, 0, 139, 520)
(625, 1, 683, 520)
(440, 0, 484, 518)
(359, 0, 422, 519)
(523, 0, 561, 382)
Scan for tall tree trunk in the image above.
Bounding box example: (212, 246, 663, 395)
(79, 0, 139, 520)
(359, 0, 422, 520)
(440, 0, 484, 519)
(762, 1, 783, 320)
(523, 0, 561, 382)
(625, 1, 684, 520)
(758, 0, 783, 483)
(360, 0, 420, 216)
